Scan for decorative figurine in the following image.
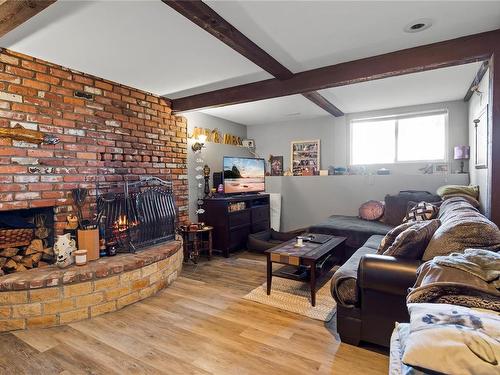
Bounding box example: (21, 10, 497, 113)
(203, 164, 211, 198)
(53, 233, 77, 268)
(65, 214, 79, 230)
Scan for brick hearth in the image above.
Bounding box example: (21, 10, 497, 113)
(0, 48, 188, 233)
(0, 240, 183, 331)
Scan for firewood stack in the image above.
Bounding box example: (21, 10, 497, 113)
(0, 239, 54, 275)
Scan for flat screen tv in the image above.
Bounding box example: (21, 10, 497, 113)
(223, 156, 265, 195)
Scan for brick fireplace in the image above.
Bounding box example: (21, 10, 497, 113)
(0, 48, 188, 330)
(0, 47, 188, 236)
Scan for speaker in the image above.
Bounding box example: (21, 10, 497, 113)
(213, 172, 223, 191)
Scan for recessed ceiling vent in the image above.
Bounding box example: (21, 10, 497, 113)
(404, 18, 433, 33)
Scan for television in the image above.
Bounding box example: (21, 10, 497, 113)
(223, 156, 265, 194)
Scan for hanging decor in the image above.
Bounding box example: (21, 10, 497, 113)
(190, 127, 243, 146)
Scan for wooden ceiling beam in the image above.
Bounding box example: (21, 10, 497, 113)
(0, 0, 56, 38)
(464, 60, 489, 102)
(171, 28, 499, 112)
(302, 91, 344, 117)
(162, 0, 343, 116)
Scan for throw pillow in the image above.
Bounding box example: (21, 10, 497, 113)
(383, 219, 441, 259)
(377, 221, 417, 254)
(359, 200, 385, 221)
(403, 201, 439, 223)
(383, 191, 441, 226)
(437, 184, 479, 200)
(402, 303, 500, 375)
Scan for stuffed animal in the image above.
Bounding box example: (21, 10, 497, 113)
(53, 233, 77, 268)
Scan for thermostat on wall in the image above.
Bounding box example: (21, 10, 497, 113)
(242, 139, 255, 148)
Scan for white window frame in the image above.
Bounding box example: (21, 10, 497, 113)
(349, 109, 449, 165)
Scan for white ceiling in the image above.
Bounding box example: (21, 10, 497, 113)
(319, 61, 483, 114)
(207, 0, 500, 73)
(0, 1, 271, 97)
(0, 1, 498, 125)
(201, 94, 330, 126)
(201, 62, 483, 125)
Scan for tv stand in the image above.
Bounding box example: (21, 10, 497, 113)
(198, 194, 270, 257)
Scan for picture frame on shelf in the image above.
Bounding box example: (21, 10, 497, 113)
(269, 155, 284, 176)
(290, 140, 320, 176)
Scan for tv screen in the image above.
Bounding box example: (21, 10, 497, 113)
(223, 157, 265, 194)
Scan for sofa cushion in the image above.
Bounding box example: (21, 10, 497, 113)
(330, 235, 381, 306)
(423, 197, 500, 261)
(309, 215, 393, 249)
(378, 222, 417, 254)
(383, 191, 441, 226)
(383, 219, 441, 260)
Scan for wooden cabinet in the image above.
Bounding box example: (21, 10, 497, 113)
(198, 194, 270, 257)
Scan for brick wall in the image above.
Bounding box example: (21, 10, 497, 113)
(0, 48, 188, 231)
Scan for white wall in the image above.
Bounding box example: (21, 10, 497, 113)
(184, 112, 252, 221)
(468, 68, 490, 216)
(248, 100, 469, 175)
(266, 174, 469, 231)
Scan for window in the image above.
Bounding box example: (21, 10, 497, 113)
(350, 111, 447, 165)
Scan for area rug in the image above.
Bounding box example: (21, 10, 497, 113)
(243, 270, 337, 322)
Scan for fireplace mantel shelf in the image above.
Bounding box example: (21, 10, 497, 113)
(0, 241, 181, 291)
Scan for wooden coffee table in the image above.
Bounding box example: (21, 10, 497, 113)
(265, 235, 346, 306)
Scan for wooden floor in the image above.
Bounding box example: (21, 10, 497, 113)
(0, 252, 389, 374)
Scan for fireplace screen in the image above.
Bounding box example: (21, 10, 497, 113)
(97, 176, 177, 252)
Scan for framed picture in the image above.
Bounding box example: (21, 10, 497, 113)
(290, 140, 320, 176)
(474, 106, 488, 169)
(270, 155, 284, 176)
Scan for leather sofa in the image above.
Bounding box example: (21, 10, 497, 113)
(329, 195, 500, 348)
(337, 254, 421, 347)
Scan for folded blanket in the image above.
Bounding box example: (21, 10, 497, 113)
(433, 249, 500, 288)
(408, 255, 500, 312)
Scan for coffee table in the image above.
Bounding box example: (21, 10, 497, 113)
(265, 235, 346, 306)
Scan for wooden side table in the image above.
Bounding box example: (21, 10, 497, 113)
(179, 226, 213, 263)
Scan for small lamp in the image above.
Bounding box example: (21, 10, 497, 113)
(192, 134, 207, 152)
(454, 145, 470, 174)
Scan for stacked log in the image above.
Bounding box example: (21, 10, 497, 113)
(0, 239, 53, 275)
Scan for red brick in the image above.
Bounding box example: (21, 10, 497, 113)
(22, 79, 49, 91)
(36, 73, 60, 85)
(11, 103, 37, 113)
(0, 73, 20, 84)
(0, 165, 26, 174)
(28, 183, 53, 191)
(21, 60, 47, 73)
(63, 96, 84, 106)
(6, 65, 34, 78)
(49, 67, 72, 80)
(7, 84, 37, 97)
(95, 81, 113, 91)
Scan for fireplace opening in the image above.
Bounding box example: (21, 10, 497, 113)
(0, 207, 55, 274)
(97, 176, 177, 253)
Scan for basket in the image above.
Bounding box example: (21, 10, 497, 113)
(0, 228, 35, 249)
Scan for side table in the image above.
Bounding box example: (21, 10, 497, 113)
(179, 226, 213, 263)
